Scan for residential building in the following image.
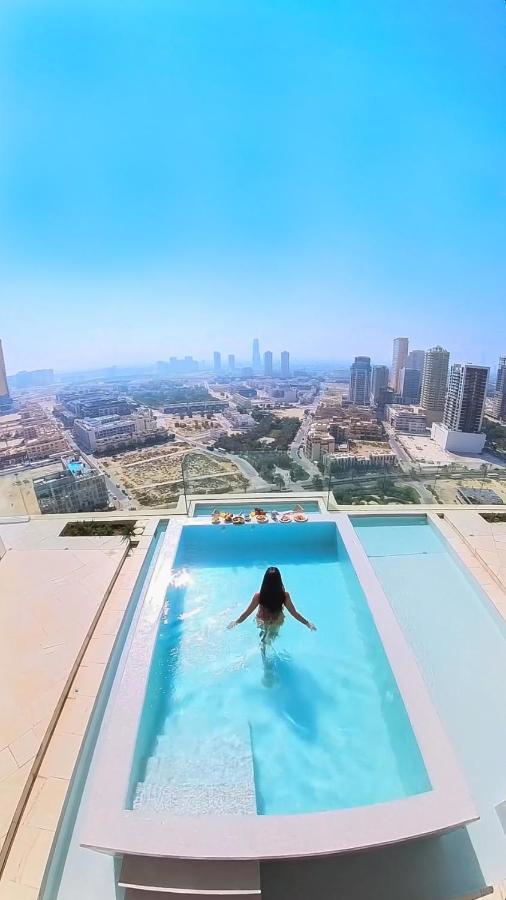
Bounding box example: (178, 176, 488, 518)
(0, 403, 70, 468)
(55, 391, 135, 423)
(493, 355, 506, 422)
(34, 468, 109, 514)
(420, 346, 450, 424)
(213, 351, 221, 373)
(157, 357, 199, 375)
(432, 363, 489, 453)
(228, 354, 235, 372)
(164, 400, 227, 415)
(406, 349, 425, 371)
(399, 367, 421, 405)
(371, 365, 389, 405)
(252, 338, 261, 371)
(280, 351, 290, 378)
(496, 356, 506, 394)
(349, 356, 371, 406)
(0, 339, 13, 413)
(390, 337, 409, 392)
(221, 408, 256, 430)
(386, 405, 427, 434)
(263, 351, 273, 377)
(73, 409, 163, 455)
(10, 369, 55, 389)
(305, 427, 335, 461)
(328, 447, 396, 471)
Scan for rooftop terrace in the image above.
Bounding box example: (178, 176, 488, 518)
(0, 499, 505, 900)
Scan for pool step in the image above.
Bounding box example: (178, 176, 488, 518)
(133, 726, 256, 815)
(120, 856, 261, 895)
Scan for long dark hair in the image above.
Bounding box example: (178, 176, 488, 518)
(259, 567, 285, 613)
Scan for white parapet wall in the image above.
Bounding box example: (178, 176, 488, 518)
(431, 423, 486, 454)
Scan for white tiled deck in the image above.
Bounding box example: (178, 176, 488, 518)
(1, 507, 506, 900)
(0, 518, 129, 884)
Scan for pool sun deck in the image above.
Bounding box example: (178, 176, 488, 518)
(0, 503, 505, 899)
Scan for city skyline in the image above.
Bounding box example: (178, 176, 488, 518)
(1, 332, 503, 378)
(1, 1, 505, 372)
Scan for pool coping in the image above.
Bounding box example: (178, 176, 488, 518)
(81, 513, 478, 861)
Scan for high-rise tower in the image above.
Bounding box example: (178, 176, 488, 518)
(493, 355, 506, 421)
(349, 356, 372, 406)
(252, 339, 261, 372)
(432, 362, 489, 453)
(280, 351, 290, 378)
(420, 346, 450, 424)
(0, 340, 12, 413)
(390, 338, 409, 392)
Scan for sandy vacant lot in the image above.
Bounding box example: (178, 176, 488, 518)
(273, 407, 307, 419)
(101, 445, 245, 506)
(0, 463, 63, 516)
(434, 476, 506, 505)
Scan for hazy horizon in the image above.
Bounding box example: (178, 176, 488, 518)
(1, 0, 505, 372)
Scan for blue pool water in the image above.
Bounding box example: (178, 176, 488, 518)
(352, 514, 506, 883)
(193, 500, 321, 517)
(129, 522, 430, 816)
(67, 460, 85, 475)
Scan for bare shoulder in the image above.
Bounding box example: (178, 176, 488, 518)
(283, 591, 295, 608)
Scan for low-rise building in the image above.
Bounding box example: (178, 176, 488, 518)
(34, 468, 109, 514)
(74, 409, 166, 455)
(0, 405, 70, 468)
(163, 400, 227, 415)
(221, 409, 256, 430)
(386, 405, 427, 434)
(327, 444, 396, 471)
(55, 390, 135, 424)
(305, 427, 335, 461)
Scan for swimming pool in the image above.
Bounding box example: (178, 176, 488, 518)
(192, 499, 322, 516)
(83, 516, 475, 860)
(128, 521, 429, 816)
(352, 513, 506, 884)
(67, 460, 85, 475)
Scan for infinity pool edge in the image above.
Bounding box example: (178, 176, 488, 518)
(81, 514, 477, 860)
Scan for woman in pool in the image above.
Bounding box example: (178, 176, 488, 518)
(228, 566, 316, 636)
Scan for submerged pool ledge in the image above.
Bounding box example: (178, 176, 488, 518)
(80, 514, 477, 861)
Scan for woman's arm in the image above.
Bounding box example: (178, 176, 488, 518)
(284, 592, 316, 630)
(227, 593, 260, 628)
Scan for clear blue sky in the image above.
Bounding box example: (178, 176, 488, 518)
(0, 0, 505, 372)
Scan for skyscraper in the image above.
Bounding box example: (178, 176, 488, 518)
(496, 356, 506, 394)
(280, 351, 290, 378)
(432, 363, 489, 453)
(263, 351, 273, 377)
(390, 338, 409, 392)
(213, 351, 221, 373)
(371, 365, 389, 405)
(399, 368, 421, 405)
(0, 340, 13, 413)
(228, 354, 235, 372)
(420, 346, 450, 424)
(252, 338, 261, 372)
(493, 355, 506, 421)
(406, 349, 425, 372)
(349, 356, 372, 406)
(443, 364, 489, 433)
